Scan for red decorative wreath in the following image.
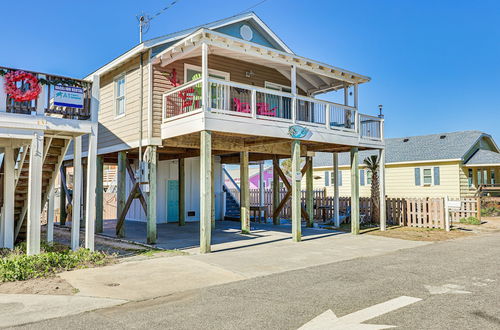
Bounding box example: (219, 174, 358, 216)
(4, 70, 41, 102)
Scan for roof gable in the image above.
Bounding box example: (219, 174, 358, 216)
(149, 12, 291, 57)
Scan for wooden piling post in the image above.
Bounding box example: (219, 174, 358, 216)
(306, 156, 314, 227)
(272, 156, 280, 225)
(178, 158, 185, 226)
(379, 148, 387, 231)
(116, 151, 126, 238)
(95, 156, 104, 233)
(211, 155, 215, 229)
(71, 136, 82, 251)
(3, 147, 15, 249)
(333, 153, 340, 227)
(200, 131, 212, 253)
(59, 166, 67, 226)
(240, 151, 250, 234)
(146, 146, 157, 244)
(291, 140, 302, 242)
(350, 147, 360, 235)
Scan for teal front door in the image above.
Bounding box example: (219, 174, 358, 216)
(167, 180, 179, 222)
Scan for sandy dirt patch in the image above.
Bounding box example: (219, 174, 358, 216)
(0, 276, 76, 295)
(366, 226, 474, 241)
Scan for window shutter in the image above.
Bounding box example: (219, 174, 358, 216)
(414, 168, 421, 186)
(433, 167, 440, 185)
(360, 169, 365, 186)
(324, 171, 330, 186)
(338, 171, 343, 186)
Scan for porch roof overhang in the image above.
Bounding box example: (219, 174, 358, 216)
(151, 29, 370, 95)
(464, 149, 500, 167)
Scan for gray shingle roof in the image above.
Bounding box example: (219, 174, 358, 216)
(314, 131, 489, 167)
(464, 149, 500, 165)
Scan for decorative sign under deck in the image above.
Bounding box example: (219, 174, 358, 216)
(288, 125, 312, 140)
(54, 85, 84, 108)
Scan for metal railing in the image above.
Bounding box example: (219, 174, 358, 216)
(0, 66, 92, 120)
(161, 77, 383, 140)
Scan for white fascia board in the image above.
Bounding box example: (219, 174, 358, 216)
(313, 158, 462, 169)
(464, 163, 500, 167)
(154, 29, 370, 84)
(84, 44, 147, 81)
(204, 29, 371, 83)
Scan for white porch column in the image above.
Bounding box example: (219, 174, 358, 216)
(291, 140, 301, 242)
(27, 132, 44, 255)
(35, 76, 46, 116)
(201, 42, 208, 111)
(379, 148, 386, 231)
(71, 136, 82, 251)
(85, 75, 100, 251)
(353, 83, 359, 109)
(343, 85, 349, 107)
(47, 187, 55, 244)
(333, 152, 340, 227)
(3, 147, 15, 249)
(291, 65, 297, 123)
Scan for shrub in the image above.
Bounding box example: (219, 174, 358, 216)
(459, 216, 481, 225)
(0, 242, 110, 282)
(481, 207, 500, 217)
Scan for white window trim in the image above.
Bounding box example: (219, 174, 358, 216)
(114, 74, 126, 119)
(183, 64, 230, 82)
(421, 167, 434, 186)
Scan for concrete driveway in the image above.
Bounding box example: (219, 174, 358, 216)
(60, 223, 429, 301)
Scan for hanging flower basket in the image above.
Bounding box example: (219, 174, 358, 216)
(4, 70, 41, 102)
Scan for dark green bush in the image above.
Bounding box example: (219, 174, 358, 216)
(0, 242, 110, 282)
(459, 216, 481, 225)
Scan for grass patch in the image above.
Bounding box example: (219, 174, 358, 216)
(459, 216, 481, 225)
(0, 241, 113, 282)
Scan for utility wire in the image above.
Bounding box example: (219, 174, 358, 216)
(238, 0, 270, 15)
(150, 0, 182, 21)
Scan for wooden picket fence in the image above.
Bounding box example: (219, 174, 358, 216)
(228, 188, 481, 229)
(449, 198, 479, 222)
(405, 198, 446, 229)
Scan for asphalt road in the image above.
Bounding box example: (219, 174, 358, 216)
(13, 232, 500, 330)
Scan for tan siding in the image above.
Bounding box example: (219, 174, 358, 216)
(98, 54, 149, 152)
(311, 161, 462, 199)
(151, 54, 303, 138)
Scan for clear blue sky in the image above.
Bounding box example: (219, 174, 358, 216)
(1, 0, 498, 141)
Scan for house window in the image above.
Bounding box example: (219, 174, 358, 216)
(422, 168, 432, 185)
(367, 170, 372, 185)
(330, 171, 342, 186)
(468, 169, 473, 187)
(491, 169, 496, 185)
(115, 75, 125, 117)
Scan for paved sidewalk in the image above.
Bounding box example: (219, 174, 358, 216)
(0, 294, 126, 328)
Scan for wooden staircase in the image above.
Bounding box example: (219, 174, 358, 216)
(223, 185, 240, 221)
(0, 137, 69, 242)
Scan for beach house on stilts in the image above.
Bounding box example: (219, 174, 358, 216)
(67, 12, 386, 253)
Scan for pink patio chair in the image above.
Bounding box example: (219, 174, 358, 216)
(257, 102, 277, 116)
(233, 97, 251, 113)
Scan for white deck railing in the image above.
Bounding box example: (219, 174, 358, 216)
(162, 78, 383, 140)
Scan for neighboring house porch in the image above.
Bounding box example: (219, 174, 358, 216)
(0, 66, 99, 255)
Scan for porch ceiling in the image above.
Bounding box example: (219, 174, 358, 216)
(152, 29, 369, 95)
